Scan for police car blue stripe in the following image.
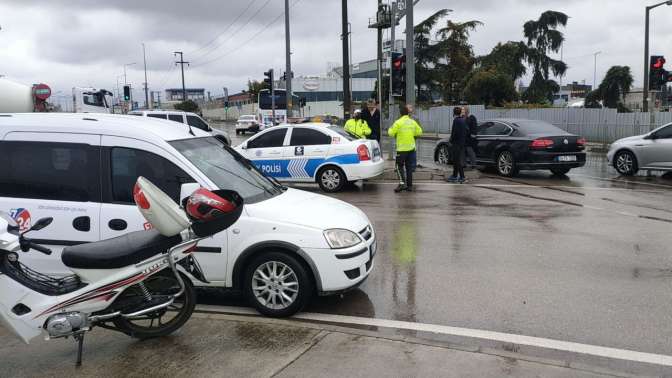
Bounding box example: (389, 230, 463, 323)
(253, 154, 359, 179)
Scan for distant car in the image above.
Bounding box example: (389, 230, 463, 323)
(129, 109, 231, 145)
(234, 123, 384, 192)
(434, 119, 587, 177)
(235, 114, 261, 135)
(607, 122, 672, 176)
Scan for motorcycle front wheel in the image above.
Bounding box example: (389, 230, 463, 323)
(112, 271, 196, 339)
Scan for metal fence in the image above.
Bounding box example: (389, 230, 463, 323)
(391, 105, 672, 144)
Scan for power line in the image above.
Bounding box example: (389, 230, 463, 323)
(192, 0, 274, 63)
(193, 0, 302, 68)
(187, 0, 260, 59)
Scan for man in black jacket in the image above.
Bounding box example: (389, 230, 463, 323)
(361, 99, 381, 142)
(463, 106, 478, 168)
(448, 107, 467, 183)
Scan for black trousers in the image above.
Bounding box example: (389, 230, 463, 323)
(452, 145, 465, 179)
(396, 150, 414, 187)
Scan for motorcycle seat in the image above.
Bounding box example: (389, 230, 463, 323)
(61, 229, 182, 269)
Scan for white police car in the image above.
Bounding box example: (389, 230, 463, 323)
(235, 123, 384, 192)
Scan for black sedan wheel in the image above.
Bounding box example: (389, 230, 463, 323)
(436, 145, 451, 165)
(614, 150, 638, 176)
(496, 150, 518, 177)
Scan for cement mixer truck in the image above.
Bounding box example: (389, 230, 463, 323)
(0, 78, 112, 113)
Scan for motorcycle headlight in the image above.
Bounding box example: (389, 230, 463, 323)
(323, 229, 362, 249)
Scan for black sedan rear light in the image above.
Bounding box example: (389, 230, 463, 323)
(530, 138, 554, 149)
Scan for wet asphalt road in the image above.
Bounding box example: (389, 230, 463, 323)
(216, 122, 672, 357)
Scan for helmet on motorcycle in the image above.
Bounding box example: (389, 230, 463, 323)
(185, 188, 237, 222)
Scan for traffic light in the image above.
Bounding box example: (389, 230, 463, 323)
(649, 56, 667, 90)
(281, 71, 294, 81)
(391, 53, 405, 97)
(263, 69, 274, 88)
(123, 85, 131, 101)
(224, 101, 229, 109)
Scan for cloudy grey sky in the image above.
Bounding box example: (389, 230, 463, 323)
(2, 0, 671, 102)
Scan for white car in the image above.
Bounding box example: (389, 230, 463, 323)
(235, 123, 385, 192)
(607, 122, 672, 175)
(235, 114, 262, 135)
(0, 113, 375, 317)
(129, 109, 231, 145)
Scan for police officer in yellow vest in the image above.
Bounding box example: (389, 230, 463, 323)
(344, 109, 372, 139)
(389, 104, 423, 192)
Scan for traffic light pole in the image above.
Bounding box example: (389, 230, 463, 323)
(644, 8, 650, 113)
(405, 0, 415, 106)
(285, 0, 293, 117)
(341, 0, 351, 120)
(389, 1, 396, 119)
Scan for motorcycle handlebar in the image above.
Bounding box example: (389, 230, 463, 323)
(30, 243, 52, 255)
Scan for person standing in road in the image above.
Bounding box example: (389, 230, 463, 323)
(389, 104, 423, 192)
(362, 99, 381, 142)
(344, 109, 371, 139)
(448, 107, 467, 183)
(463, 106, 478, 169)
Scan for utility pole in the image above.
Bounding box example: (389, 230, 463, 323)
(593, 51, 602, 90)
(174, 51, 189, 102)
(142, 43, 150, 109)
(389, 2, 397, 117)
(376, 0, 383, 111)
(341, 0, 351, 120)
(405, 0, 415, 106)
(284, 0, 293, 117)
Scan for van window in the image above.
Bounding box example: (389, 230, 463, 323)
(187, 115, 210, 131)
(168, 114, 184, 123)
(147, 114, 167, 120)
(0, 141, 100, 202)
(110, 148, 195, 203)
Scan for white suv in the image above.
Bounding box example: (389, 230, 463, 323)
(129, 110, 231, 145)
(0, 113, 375, 316)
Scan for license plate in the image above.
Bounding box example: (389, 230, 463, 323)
(557, 155, 577, 162)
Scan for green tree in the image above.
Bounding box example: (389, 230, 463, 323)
(463, 68, 518, 106)
(521, 11, 568, 103)
(434, 19, 483, 104)
(597, 66, 633, 109)
(174, 99, 199, 113)
(480, 41, 528, 81)
(247, 80, 266, 102)
(584, 90, 602, 108)
(413, 9, 451, 103)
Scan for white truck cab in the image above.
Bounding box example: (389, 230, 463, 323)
(0, 113, 375, 316)
(129, 109, 231, 145)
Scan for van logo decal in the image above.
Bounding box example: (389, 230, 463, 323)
(9, 208, 31, 232)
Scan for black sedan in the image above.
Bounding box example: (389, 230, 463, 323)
(434, 119, 586, 177)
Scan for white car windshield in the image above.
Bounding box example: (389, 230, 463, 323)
(170, 137, 284, 204)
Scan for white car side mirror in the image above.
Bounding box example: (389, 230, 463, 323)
(180, 182, 202, 204)
(241, 142, 248, 150)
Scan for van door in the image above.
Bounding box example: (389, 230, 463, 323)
(99, 135, 229, 282)
(0, 132, 102, 276)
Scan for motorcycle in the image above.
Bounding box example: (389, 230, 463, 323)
(0, 177, 243, 365)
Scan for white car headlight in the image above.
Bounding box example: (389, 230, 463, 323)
(323, 229, 362, 249)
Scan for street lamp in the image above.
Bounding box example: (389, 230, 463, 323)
(593, 51, 602, 89)
(643, 1, 672, 112)
(123, 62, 136, 85)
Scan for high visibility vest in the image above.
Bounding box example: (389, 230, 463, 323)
(344, 119, 371, 139)
(388, 115, 423, 152)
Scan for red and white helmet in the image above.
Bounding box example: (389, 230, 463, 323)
(185, 188, 236, 222)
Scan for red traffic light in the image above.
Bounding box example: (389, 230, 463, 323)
(653, 57, 665, 69)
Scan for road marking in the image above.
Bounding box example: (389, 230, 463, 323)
(368, 181, 669, 193)
(196, 305, 672, 367)
(570, 173, 672, 189)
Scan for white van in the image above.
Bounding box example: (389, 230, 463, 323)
(0, 113, 375, 316)
(129, 110, 231, 145)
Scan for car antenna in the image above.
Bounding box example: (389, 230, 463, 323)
(187, 123, 195, 136)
